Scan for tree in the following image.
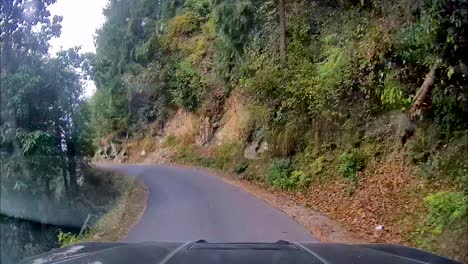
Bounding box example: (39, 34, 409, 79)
(213, 0, 255, 55)
(277, 0, 287, 65)
(407, 0, 468, 122)
(1, 0, 62, 73)
(1, 0, 91, 200)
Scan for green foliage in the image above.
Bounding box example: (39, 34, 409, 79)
(165, 12, 201, 48)
(267, 158, 310, 190)
(294, 141, 334, 182)
(171, 60, 207, 111)
(240, 51, 282, 99)
(213, 0, 255, 55)
(412, 191, 468, 252)
(309, 156, 326, 176)
(267, 159, 292, 190)
(184, 0, 212, 16)
(289, 170, 311, 189)
(216, 141, 243, 169)
(380, 70, 412, 110)
(57, 231, 79, 247)
(407, 127, 468, 188)
(339, 150, 366, 181)
(163, 134, 178, 148)
(1, 0, 93, 199)
(395, 20, 434, 66)
(176, 145, 198, 163)
(424, 192, 468, 235)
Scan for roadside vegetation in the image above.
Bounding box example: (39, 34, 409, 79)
(0, 1, 147, 259)
(75, 0, 467, 261)
(58, 171, 147, 247)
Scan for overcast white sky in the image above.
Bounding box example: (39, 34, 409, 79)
(49, 0, 109, 96)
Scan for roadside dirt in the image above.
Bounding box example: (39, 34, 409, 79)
(84, 177, 148, 242)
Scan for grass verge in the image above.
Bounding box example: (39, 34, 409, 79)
(59, 171, 148, 246)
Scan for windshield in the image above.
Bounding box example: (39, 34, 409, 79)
(1, 0, 467, 263)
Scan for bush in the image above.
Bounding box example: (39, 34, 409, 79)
(339, 150, 366, 181)
(164, 12, 201, 48)
(424, 192, 468, 235)
(413, 190, 468, 257)
(267, 159, 309, 190)
(295, 145, 329, 183)
(57, 231, 79, 247)
(184, 0, 211, 17)
(408, 128, 468, 188)
(163, 134, 177, 148)
(380, 71, 412, 110)
(215, 141, 243, 169)
(171, 60, 207, 111)
(176, 145, 198, 163)
(289, 170, 310, 189)
(267, 159, 291, 189)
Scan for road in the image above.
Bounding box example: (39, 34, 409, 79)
(101, 164, 317, 243)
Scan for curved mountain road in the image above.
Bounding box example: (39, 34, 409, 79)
(100, 164, 317, 243)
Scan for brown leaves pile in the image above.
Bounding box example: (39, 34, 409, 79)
(298, 153, 427, 245)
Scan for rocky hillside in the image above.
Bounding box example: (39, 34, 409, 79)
(95, 88, 466, 262)
(89, 0, 467, 262)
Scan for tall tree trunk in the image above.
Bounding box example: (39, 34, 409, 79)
(1, 37, 12, 74)
(409, 63, 438, 121)
(278, 0, 287, 65)
(62, 161, 69, 194)
(68, 155, 78, 194)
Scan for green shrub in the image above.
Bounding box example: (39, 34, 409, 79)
(380, 71, 412, 110)
(163, 134, 177, 148)
(176, 145, 198, 163)
(165, 12, 201, 47)
(267, 159, 309, 190)
(408, 128, 468, 188)
(295, 146, 329, 182)
(424, 192, 468, 235)
(339, 150, 366, 181)
(184, 0, 211, 17)
(171, 60, 206, 111)
(57, 231, 79, 247)
(309, 156, 325, 175)
(413, 191, 468, 251)
(267, 159, 291, 189)
(290, 170, 310, 189)
(216, 141, 243, 169)
(199, 156, 217, 168)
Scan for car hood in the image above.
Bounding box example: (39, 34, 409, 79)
(23, 241, 459, 264)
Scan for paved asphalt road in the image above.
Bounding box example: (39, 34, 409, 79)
(100, 164, 317, 243)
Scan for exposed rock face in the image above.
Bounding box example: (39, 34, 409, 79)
(115, 147, 128, 164)
(212, 90, 249, 145)
(196, 116, 213, 146)
(363, 111, 414, 147)
(95, 141, 122, 160)
(244, 128, 269, 160)
(244, 140, 269, 160)
(94, 89, 258, 163)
